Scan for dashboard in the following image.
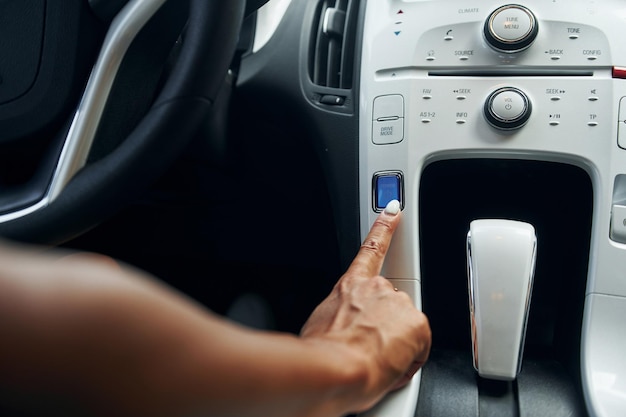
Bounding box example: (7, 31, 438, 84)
(244, 0, 626, 415)
(1, 0, 626, 416)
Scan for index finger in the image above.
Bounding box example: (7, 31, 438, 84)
(348, 200, 402, 277)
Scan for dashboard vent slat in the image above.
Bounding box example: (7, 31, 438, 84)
(310, 0, 357, 89)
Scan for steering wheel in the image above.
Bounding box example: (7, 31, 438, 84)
(0, 0, 245, 244)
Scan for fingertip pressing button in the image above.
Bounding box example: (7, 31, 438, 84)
(384, 199, 401, 215)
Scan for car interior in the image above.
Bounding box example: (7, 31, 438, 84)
(1, 0, 626, 416)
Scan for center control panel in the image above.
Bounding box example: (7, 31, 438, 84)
(359, 0, 626, 275)
(357, 1, 626, 416)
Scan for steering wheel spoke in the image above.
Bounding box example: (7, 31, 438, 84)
(0, 0, 245, 244)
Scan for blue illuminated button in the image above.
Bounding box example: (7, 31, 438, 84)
(373, 172, 404, 212)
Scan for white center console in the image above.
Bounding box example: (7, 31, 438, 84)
(358, 1, 626, 416)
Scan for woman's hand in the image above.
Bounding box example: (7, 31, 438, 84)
(301, 201, 431, 413)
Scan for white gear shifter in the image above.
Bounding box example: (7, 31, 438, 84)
(466, 219, 537, 381)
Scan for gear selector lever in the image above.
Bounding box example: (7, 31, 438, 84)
(466, 219, 537, 380)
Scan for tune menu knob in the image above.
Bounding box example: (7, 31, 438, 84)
(484, 87, 532, 130)
(484, 4, 538, 53)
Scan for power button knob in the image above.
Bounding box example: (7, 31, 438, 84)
(484, 4, 538, 53)
(484, 87, 532, 130)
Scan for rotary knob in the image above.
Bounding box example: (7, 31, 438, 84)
(484, 4, 538, 53)
(484, 87, 532, 130)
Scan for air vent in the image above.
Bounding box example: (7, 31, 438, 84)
(310, 0, 358, 89)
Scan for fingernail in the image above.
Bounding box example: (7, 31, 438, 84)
(384, 200, 401, 216)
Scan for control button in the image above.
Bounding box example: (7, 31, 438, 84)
(490, 6, 533, 41)
(550, 56, 561, 61)
(549, 121, 560, 126)
(484, 87, 532, 130)
(421, 118, 432, 123)
(610, 205, 626, 244)
(373, 95, 404, 120)
(373, 95, 404, 145)
(319, 95, 345, 106)
(491, 90, 526, 118)
(426, 56, 436, 61)
(587, 121, 598, 127)
(372, 119, 403, 144)
(459, 56, 470, 61)
(550, 96, 561, 101)
(373, 172, 404, 213)
(484, 4, 538, 53)
(588, 96, 599, 102)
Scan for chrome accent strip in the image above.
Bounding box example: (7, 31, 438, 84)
(47, 0, 167, 201)
(0, 0, 167, 224)
(0, 199, 51, 223)
(466, 231, 478, 372)
(516, 239, 537, 375)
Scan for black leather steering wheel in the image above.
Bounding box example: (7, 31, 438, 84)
(0, 0, 245, 244)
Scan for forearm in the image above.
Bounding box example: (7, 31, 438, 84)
(100, 306, 371, 417)
(0, 246, 369, 417)
(178, 322, 370, 417)
(53, 306, 369, 417)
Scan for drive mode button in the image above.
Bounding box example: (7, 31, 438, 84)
(373, 94, 404, 120)
(373, 95, 405, 144)
(373, 118, 403, 144)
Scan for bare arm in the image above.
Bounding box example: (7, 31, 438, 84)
(0, 203, 430, 417)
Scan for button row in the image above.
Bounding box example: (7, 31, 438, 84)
(419, 92, 600, 102)
(422, 53, 601, 63)
(373, 93, 605, 136)
(549, 96, 599, 102)
(415, 114, 601, 127)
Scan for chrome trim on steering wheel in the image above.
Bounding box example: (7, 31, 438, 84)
(0, 0, 166, 223)
(48, 0, 167, 200)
